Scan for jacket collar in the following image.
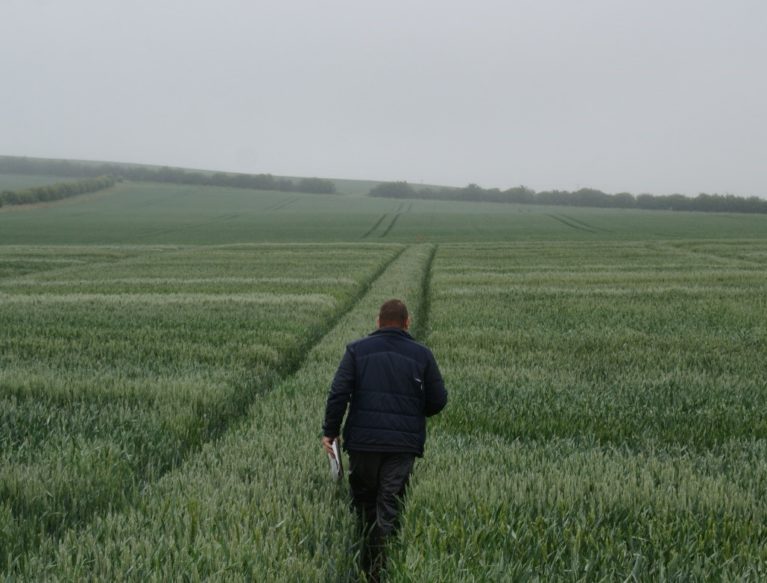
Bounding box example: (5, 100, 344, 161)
(370, 327, 414, 340)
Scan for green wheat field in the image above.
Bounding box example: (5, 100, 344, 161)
(1, 171, 767, 581)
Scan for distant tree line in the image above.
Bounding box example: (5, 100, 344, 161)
(0, 156, 336, 194)
(369, 181, 767, 214)
(0, 176, 116, 208)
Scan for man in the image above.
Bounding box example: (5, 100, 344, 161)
(322, 298, 448, 580)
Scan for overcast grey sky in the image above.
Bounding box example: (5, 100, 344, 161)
(1, 0, 765, 196)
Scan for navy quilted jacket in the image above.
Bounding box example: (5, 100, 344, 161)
(322, 327, 448, 457)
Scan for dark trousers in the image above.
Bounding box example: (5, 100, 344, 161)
(348, 451, 415, 580)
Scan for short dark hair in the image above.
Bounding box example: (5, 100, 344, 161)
(378, 299, 409, 327)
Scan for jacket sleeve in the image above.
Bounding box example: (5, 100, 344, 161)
(322, 346, 356, 438)
(423, 350, 448, 417)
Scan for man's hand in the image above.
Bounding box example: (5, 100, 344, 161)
(322, 436, 337, 458)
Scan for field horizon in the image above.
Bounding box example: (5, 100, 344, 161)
(2, 162, 766, 245)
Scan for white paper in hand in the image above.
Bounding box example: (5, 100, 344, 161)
(328, 439, 343, 480)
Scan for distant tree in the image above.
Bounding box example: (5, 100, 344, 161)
(297, 178, 336, 194)
(613, 192, 635, 208)
(275, 178, 295, 192)
(636, 194, 658, 209)
(571, 188, 609, 207)
(504, 186, 536, 204)
(0, 175, 116, 208)
(536, 190, 567, 206)
(453, 184, 483, 201)
(369, 181, 417, 198)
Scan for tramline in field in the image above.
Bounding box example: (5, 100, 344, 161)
(0, 243, 400, 565)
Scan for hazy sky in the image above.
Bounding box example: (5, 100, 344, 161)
(1, 0, 766, 196)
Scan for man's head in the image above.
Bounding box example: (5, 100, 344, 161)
(377, 298, 410, 330)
